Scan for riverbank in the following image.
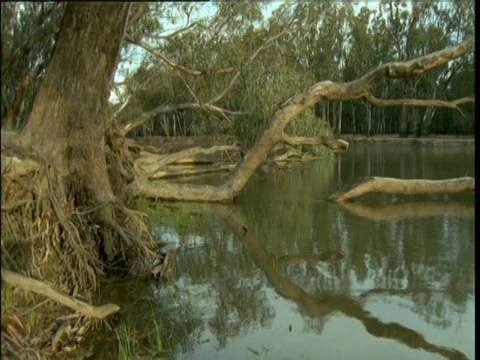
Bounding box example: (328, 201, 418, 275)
(338, 134, 475, 147)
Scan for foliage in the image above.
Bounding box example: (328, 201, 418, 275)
(3, 2, 473, 138)
(1, 2, 64, 131)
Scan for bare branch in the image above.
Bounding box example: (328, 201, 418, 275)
(364, 93, 474, 116)
(127, 3, 146, 28)
(129, 38, 475, 202)
(121, 102, 244, 135)
(329, 176, 475, 202)
(113, 94, 132, 118)
(126, 37, 234, 77)
(176, 69, 200, 103)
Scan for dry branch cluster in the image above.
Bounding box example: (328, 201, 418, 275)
(1, 142, 157, 356)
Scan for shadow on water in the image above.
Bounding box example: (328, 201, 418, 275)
(93, 144, 474, 360)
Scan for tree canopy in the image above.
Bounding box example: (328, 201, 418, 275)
(2, 1, 475, 138)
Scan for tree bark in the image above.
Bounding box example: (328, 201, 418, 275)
(329, 176, 475, 202)
(18, 3, 130, 207)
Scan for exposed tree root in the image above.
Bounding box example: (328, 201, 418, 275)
(1, 270, 120, 319)
(1, 141, 160, 358)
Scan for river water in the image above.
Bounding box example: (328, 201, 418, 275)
(99, 143, 475, 360)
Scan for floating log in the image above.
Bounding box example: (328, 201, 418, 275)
(329, 176, 475, 202)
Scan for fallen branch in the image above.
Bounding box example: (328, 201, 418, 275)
(134, 144, 241, 178)
(149, 163, 236, 179)
(282, 133, 349, 151)
(1, 269, 120, 319)
(128, 38, 475, 202)
(329, 176, 475, 202)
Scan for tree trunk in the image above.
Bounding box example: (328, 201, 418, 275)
(17, 3, 140, 259)
(19, 2, 129, 199)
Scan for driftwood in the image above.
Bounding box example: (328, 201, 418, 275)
(134, 145, 241, 179)
(329, 176, 475, 202)
(149, 163, 236, 179)
(1, 269, 120, 319)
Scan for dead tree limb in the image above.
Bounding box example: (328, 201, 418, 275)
(1, 269, 120, 319)
(134, 145, 240, 179)
(329, 176, 475, 202)
(130, 37, 475, 202)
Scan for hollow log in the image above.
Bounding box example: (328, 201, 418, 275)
(329, 176, 475, 202)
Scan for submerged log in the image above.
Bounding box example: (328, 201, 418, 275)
(329, 176, 475, 202)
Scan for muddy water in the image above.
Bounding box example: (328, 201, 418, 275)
(101, 144, 475, 360)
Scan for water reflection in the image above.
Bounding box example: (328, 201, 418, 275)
(99, 145, 474, 359)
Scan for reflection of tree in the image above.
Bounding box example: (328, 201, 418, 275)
(212, 204, 469, 360)
(98, 199, 472, 359)
(151, 207, 276, 352)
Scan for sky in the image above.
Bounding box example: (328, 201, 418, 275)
(110, 1, 389, 104)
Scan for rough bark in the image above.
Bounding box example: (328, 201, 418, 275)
(18, 3, 130, 205)
(329, 176, 475, 202)
(131, 37, 475, 202)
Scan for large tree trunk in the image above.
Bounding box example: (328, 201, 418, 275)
(18, 4, 128, 205)
(14, 3, 154, 261)
(19, 3, 129, 201)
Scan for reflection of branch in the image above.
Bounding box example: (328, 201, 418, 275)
(203, 204, 468, 360)
(329, 176, 475, 202)
(337, 201, 475, 221)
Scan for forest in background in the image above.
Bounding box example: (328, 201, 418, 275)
(2, 1, 475, 143)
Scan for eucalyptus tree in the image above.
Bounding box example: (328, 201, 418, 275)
(114, 2, 275, 141)
(1, 2, 64, 130)
(414, 1, 475, 136)
(343, 5, 378, 135)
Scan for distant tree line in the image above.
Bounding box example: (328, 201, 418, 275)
(2, 1, 475, 141)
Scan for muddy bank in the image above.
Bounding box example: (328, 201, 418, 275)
(338, 134, 475, 147)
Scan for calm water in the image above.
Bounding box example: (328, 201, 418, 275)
(101, 144, 475, 360)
